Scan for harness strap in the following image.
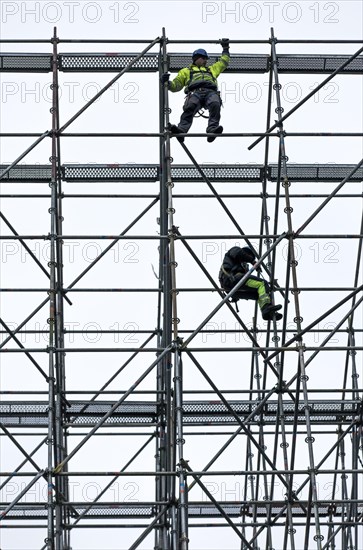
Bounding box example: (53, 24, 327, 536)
(187, 67, 217, 91)
(220, 266, 245, 278)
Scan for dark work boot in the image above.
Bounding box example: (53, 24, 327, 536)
(169, 124, 185, 143)
(207, 125, 223, 143)
(261, 303, 283, 321)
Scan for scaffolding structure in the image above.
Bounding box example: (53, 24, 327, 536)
(0, 29, 363, 550)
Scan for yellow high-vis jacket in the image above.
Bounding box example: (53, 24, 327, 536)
(168, 53, 230, 93)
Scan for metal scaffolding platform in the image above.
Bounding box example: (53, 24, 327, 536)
(3, 501, 363, 521)
(0, 399, 361, 427)
(2, 163, 363, 183)
(1, 52, 363, 73)
(0, 30, 362, 550)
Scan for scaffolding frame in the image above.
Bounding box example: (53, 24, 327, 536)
(0, 28, 363, 550)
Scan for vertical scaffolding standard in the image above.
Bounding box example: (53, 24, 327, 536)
(0, 30, 363, 550)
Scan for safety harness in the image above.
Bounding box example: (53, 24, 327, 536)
(219, 263, 263, 312)
(219, 264, 249, 280)
(186, 66, 218, 93)
(185, 67, 221, 119)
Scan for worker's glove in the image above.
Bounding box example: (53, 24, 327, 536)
(160, 73, 170, 85)
(220, 38, 230, 53)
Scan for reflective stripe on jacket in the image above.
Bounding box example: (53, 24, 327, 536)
(168, 53, 230, 93)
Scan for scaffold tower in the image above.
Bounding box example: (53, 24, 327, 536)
(0, 29, 363, 550)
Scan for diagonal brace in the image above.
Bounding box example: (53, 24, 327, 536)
(182, 232, 286, 349)
(0, 131, 49, 181)
(186, 350, 290, 492)
(180, 458, 254, 548)
(53, 345, 171, 473)
(248, 44, 363, 150)
(267, 284, 363, 365)
(295, 159, 363, 236)
(0, 436, 47, 492)
(178, 140, 285, 298)
(0, 470, 45, 521)
(69, 435, 154, 528)
(66, 198, 159, 291)
(175, 228, 294, 387)
(129, 504, 171, 550)
(58, 37, 161, 134)
(188, 386, 277, 492)
(0, 317, 48, 380)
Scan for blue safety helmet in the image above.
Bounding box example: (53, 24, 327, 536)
(192, 48, 209, 61)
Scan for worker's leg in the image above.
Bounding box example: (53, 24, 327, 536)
(244, 276, 270, 309)
(205, 92, 222, 132)
(178, 93, 201, 132)
(219, 270, 259, 301)
(245, 276, 283, 320)
(220, 271, 282, 319)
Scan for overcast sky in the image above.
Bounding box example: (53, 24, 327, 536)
(1, 1, 363, 549)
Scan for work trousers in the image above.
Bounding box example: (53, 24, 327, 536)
(220, 273, 271, 309)
(178, 89, 221, 133)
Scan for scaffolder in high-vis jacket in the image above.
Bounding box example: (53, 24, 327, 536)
(161, 39, 230, 142)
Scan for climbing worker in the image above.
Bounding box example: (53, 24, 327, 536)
(219, 246, 283, 321)
(160, 39, 230, 142)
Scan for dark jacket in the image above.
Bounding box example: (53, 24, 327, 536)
(221, 247, 256, 276)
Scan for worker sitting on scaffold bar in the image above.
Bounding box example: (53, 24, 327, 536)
(161, 39, 230, 142)
(219, 246, 283, 321)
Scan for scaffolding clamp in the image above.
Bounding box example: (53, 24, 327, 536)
(178, 458, 189, 471)
(284, 490, 297, 503)
(171, 337, 183, 351)
(53, 461, 64, 474)
(169, 224, 179, 238)
(240, 504, 252, 517)
(274, 381, 287, 394)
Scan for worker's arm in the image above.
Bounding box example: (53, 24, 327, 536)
(209, 38, 230, 78)
(168, 67, 190, 92)
(232, 247, 261, 271)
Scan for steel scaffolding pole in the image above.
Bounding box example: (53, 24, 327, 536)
(158, 28, 174, 550)
(46, 27, 58, 550)
(270, 28, 322, 548)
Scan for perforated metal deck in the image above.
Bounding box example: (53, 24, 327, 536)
(1, 53, 363, 73)
(0, 502, 360, 520)
(1, 164, 363, 183)
(0, 53, 52, 71)
(0, 164, 52, 182)
(0, 400, 360, 427)
(269, 164, 363, 181)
